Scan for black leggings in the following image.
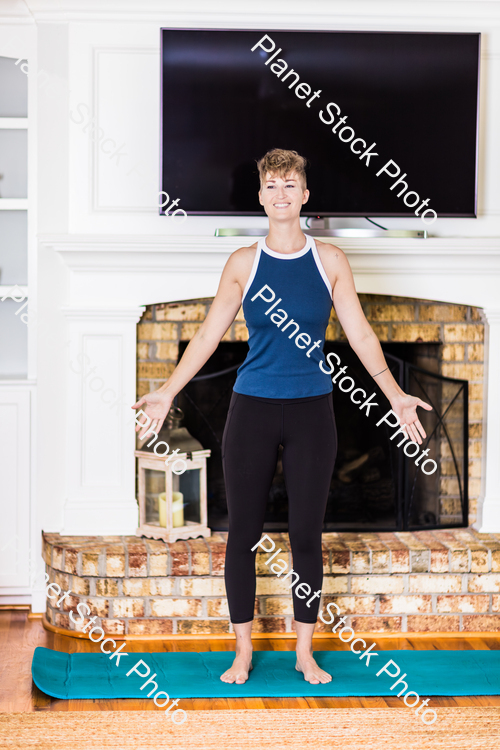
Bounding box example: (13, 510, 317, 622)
(222, 391, 337, 624)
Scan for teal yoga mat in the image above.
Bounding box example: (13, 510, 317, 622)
(32, 646, 500, 698)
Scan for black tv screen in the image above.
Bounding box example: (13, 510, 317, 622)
(160, 29, 480, 218)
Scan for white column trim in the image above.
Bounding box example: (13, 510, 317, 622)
(61, 306, 146, 321)
(61, 306, 145, 535)
(474, 307, 500, 532)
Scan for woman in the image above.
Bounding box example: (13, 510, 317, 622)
(132, 148, 431, 686)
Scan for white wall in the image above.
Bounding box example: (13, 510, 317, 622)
(33, 0, 500, 239)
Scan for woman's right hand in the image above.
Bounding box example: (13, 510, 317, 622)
(131, 390, 174, 440)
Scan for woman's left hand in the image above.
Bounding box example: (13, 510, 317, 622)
(389, 393, 433, 445)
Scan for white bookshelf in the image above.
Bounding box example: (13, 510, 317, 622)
(0, 117, 27, 129)
(0, 55, 29, 378)
(0, 46, 35, 600)
(0, 199, 28, 210)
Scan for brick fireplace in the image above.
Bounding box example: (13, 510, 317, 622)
(36, 234, 500, 630)
(40, 290, 498, 637)
(136, 294, 483, 528)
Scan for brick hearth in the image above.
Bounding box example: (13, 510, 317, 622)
(42, 529, 500, 636)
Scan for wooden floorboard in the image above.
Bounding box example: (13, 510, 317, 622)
(1, 611, 500, 712)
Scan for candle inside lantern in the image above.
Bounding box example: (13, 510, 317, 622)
(158, 492, 184, 528)
(158, 493, 166, 527)
(172, 491, 184, 527)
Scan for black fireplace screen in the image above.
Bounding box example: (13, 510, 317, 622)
(177, 341, 468, 532)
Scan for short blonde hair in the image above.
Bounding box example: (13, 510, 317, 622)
(257, 148, 307, 191)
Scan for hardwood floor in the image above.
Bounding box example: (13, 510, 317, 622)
(1, 610, 499, 712)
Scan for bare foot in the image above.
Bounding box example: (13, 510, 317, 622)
(295, 652, 332, 684)
(220, 649, 253, 684)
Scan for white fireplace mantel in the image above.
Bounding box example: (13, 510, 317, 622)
(44, 234, 500, 307)
(38, 233, 500, 533)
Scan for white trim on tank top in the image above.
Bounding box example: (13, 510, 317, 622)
(262, 234, 310, 259)
(311, 241, 333, 298)
(241, 244, 262, 302)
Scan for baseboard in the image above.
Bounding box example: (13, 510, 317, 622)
(0, 604, 31, 610)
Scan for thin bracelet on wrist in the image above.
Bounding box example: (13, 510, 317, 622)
(372, 366, 389, 378)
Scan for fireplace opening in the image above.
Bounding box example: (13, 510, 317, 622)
(173, 340, 468, 532)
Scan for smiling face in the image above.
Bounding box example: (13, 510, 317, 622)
(258, 171, 310, 220)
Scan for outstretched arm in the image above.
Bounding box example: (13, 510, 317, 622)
(331, 248, 432, 444)
(132, 248, 251, 439)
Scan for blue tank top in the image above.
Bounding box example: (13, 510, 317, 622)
(233, 235, 334, 398)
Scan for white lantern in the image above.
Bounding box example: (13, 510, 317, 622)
(135, 406, 211, 542)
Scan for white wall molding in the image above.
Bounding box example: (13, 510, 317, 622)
(17, 1, 500, 26)
(42, 233, 500, 307)
(43, 233, 500, 260)
(61, 306, 146, 321)
(474, 307, 500, 532)
(60, 307, 144, 535)
(0, 390, 31, 587)
(92, 45, 158, 213)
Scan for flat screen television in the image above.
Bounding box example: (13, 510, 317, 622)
(160, 29, 480, 218)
